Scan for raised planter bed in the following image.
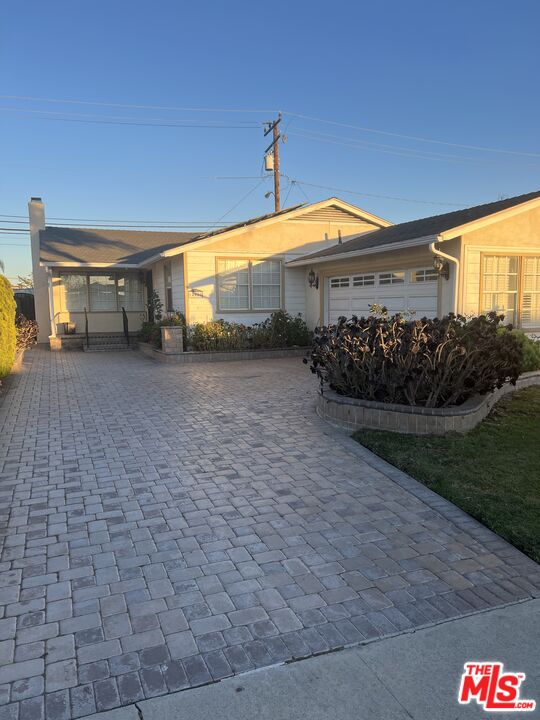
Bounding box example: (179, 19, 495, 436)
(137, 342, 308, 364)
(317, 370, 540, 435)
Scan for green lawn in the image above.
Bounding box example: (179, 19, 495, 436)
(354, 386, 540, 563)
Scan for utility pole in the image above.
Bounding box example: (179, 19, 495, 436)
(264, 113, 282, 212)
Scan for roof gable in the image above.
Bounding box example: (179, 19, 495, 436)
(38, 197, 391, 267)
(289, 189, 540, 265)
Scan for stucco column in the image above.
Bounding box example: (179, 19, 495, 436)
(28, 197, 50, 344)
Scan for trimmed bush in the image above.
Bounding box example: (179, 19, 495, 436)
(188, 312, 311, 352)
(305, 312, 523, 408)
(138, 312, 186, 349)
(508, 329, 540, 373)
(0, 275, 17, 378)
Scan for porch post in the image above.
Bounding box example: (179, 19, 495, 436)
(47, 269, 56, 337)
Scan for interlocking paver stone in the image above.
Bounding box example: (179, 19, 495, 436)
(1, 349, 539, 718)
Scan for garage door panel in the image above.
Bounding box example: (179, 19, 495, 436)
(328, 269, 438, 323)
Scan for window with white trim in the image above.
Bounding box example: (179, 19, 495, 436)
(352, 274, 375, 287)
(62, 274, 88, 311)
(252, 259, 281, 310)
(411, 268, 438, 283)
(330, 277, 350, 288)
(522, 257, 540, 329)
(89, 275, 117, 311)
(60, 273, 145, 312)
(481, 255, 540, 328)
(379, 271, 405, 285)
(216, 258, 281, 311)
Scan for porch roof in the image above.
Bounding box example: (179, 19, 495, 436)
(39, 227, 200, 266)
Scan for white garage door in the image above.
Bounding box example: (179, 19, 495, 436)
(328, 268, 438, 324)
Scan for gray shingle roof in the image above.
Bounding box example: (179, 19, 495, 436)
(38, 204, 306, 266)
(294, 190, 540, 263)
(39, 227, 200, 265)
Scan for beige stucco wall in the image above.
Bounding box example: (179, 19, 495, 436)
(458, 206, 540, 319)
(182, 218, 379, 325)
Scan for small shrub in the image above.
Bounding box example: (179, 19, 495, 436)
(507, 329, 540, 373)
(0, 275, 17, 378)
(16, 315, 38, 350)
(189, 320, 248, 352)
(252, 310, 311, 349)
(305, 312, 523, 408)
(187, 312, 311, 352)
(138, 311, 186, 349)
(147, 290, 163, 323)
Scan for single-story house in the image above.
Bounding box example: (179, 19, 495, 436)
(29, 196, 390, 345)
(30, 189, 540, 348)
(288, 190, 540, 332)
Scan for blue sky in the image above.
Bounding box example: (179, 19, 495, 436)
(1, 0, 539, 278)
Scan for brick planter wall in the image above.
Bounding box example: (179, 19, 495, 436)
(137, 342, 308, 364)
(160, 326, 184, 354)
(317, 370, 540, 435)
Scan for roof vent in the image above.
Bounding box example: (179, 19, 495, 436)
(30, 197, 42, 202)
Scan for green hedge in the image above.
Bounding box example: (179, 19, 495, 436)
(0, 274, 16, 378)
(138, 310, 311, 352)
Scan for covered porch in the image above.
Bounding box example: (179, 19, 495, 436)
(48, 269, 151, 350)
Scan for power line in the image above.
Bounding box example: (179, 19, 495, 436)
(218, 178, 270, 222)
(0, 107, 261, 130)
(284, 111, 540, 159)
(2, 94, 538, 158)
(288, 128, 531, 167)
(285, 176, 464, 207)
(0, 95, 277, 114)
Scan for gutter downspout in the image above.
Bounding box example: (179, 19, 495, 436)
(429, 236, 460, 314)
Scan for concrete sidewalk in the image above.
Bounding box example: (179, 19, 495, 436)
(94, 598, 540, 720)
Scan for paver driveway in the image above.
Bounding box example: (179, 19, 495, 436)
(0, 348, 539, 719)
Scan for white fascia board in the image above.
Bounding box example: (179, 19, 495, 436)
(41, 261, 140, 269)
(285, 235, 437, 267)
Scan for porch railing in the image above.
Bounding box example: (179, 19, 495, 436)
(84, 307, 89, 349)
(121, 307, 130, 346)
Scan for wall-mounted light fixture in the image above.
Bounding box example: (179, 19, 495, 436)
(432, 255, 450, 280)
(308, 269, 319, 289)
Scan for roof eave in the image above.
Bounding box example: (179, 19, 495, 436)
(286, 235, 438, 267)
(438, 195, 540, 240)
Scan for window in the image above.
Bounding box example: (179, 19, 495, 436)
(216, 258, 281, 311)
(252, 259, 281, 310)
(379, 271, 405, 285)
(352, 274, 375, 287)
(330, 277, 350, 288)
(118, 275, 144, 311)
(522, 257, 540, 329)
(164, 262, 173, 312)
(89, 275, 117, 311)
(62, 274, 87, 311)
(60, 273, 145, 313)
(481, 255, 540, 329)
(412, 268, 438, 283)
(481, 256, 519, 325)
